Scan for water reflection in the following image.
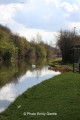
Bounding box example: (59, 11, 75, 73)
(0, 58, 60, 112)
(0, 58, 47, 87)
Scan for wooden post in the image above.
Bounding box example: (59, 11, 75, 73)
(79, 64, 80, 73)
(73, 46, 74, 72)
(73, 63, 74, 72)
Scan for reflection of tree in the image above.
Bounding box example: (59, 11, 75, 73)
(0, 58, 47, 88)
(36, 70, 42, 79)
(32, 69, 42, 79)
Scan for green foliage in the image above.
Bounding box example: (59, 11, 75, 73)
(0, 24, 56, 61)
(0, 42, 18, 60)
(0, 29, 10, 42)
(10, 35, 29, 57)
(35, 44, 47, 57)
(0, 29, 18, 60)
(27, 47, 36, 58)
(0, 26, 30, 60)
(53, 58, 62, 62)
(49, 61, 56, 67)
(0, 62, 18, 87)
(49, 58, 62, 67)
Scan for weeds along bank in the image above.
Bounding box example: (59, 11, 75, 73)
(49, 58, 73, 72)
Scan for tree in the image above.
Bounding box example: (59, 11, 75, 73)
(0, 24, 11, 34)
(35, 44, 47, 57)
(0, 29, 17, 60)
(57, 30, 75, 63)
(27, 47, 36, 58)
(32, 33, 43, 43)
(10, 34, 30, 58)
(40, 41, 54, 57)
(36, 33, 42, 43)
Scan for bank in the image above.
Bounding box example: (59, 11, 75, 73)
(0, 71, 80, 120)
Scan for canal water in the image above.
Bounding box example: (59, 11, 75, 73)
(0, 58, 60, 113)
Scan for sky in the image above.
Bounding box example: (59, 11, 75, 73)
(0, 0, 80, 44)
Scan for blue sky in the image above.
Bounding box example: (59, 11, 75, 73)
(0, 0, 80, 44)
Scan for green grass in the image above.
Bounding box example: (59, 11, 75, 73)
(53, 58, 62, 62)
(0, 72, 80, 120)
(49, 58, 63, 67)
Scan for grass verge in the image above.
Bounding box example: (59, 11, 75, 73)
(0, 72, 80, 120)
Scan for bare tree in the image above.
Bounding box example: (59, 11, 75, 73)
(36, 33, 43, 43)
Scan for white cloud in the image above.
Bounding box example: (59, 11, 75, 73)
(46, 0, 60, 7)
(0, 1, 57, 44)
(0, 3, 23, 24)
(43, 12, 53, 22)
(16, 23, 57, 44)
(43, 15, 49, 21)
(60, 2, 79, 12)
(0, 0, 80, 43)
(76, 0, 80, 6)
(64, 13, 70, 17)
(0, 15, 57, 44)
(0, 2, 57, 44)
(0, 85, 16, 101)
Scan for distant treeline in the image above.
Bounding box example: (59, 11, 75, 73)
(0, 24, 57, 61)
